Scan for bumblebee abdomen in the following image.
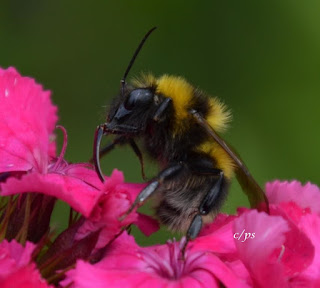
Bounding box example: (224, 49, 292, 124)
(197, 142, 235, 179)
(154, 171, 229, 232)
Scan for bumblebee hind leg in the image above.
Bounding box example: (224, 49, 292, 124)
(181, 169, 224, 257)
(119, 162, 184, 220)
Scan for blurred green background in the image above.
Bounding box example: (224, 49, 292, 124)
(1, 1, 319, 245)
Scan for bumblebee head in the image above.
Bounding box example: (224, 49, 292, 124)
(94, 85, 165, 182)
(106, 87, 156, 135)
(105, 27, 159, 135)
(93, 27, 158, 182)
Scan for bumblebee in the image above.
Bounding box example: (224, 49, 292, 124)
(93, 27, 268, 242)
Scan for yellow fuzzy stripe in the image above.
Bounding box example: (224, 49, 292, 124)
(206, 97, 231, 132)
(156, 75, 194, 121)
(131, 73, 231, 133)
(132, 74, 195, 135)
(197, 142, 235, 179)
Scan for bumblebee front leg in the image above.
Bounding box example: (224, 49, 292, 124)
(153, 98, 172, 122)
(98, 135, 127, 159)
(120, 162, 184, 220)
(92, 134, 146, 180)
(128, 139, 147, 180)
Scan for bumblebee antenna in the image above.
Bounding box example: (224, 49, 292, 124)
(121, 26, 157, 96)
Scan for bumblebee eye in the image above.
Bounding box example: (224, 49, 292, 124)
(125, 89, 154, 110)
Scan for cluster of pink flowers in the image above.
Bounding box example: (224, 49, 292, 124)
(0, 67, 319, 287)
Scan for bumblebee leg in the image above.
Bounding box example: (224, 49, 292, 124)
(128, 139, 146, 180)
(120, 163, 184, 220)
(182, 170, 224, 257)
(153, 98, 172, 122)
(91, 136, 146, 180)
(97, 136, 127, 160)
(198, 170, 224, 216)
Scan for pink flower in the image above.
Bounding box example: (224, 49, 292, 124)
(231, 181, 320, 287)
(269, 181, 320, 285)
(190, 180, 320, 287)
(0, 126, 103, 219)
(0, 67, 103, 220)
(0, 67, 57, 174)
(0, 66, 160, 286)
(0, 240, 52, 288)
(75, 169, 159, 250)
(195, 213, 237, 255)
(64, 232, 248, 288)
(62, 180, 320, 288)
(266, 180, 320, 214)
(233, 210, 291, 287)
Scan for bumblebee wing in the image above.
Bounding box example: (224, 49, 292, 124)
(191, 110, 269, 210)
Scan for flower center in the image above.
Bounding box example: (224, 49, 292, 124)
(141, 238, 205, 280)
(142, 240, 185, 279)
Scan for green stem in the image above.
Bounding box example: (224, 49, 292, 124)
(16, 194, 32, 245)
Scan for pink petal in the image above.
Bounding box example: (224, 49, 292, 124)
(75, 189, 138, 249)
(62, 164, 104, 191)
(0, 240, 51, 287)
(63, 261, 167, 288)
(200, 213, 237, 236)
(64, 235, 249, 288)
(0, 67, 58, 174)
(0, 172, 102, 217)
(118, 182, 147, 201)
(98, 233, 247, 288)
(270, 204, 314, 276)
(275, 201, 310, 225)
(266, 180, 320, 214)
(0, 240, 35, 278)
(233, 210, 290, 288)
(226, 260, 252, 286)
(191, 214, 237, 255)
(134, 213, 160, 236)
(296, 213, 320, 282)
(2, 264, 52, 288)
(103, 169, 147, 200)
(188, 253, 251, 288)
(104, 231, 139, 253)
(75, 170, 155, 248)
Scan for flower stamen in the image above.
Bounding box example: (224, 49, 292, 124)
(277, 244, 285, 262)
(51, 125, 68, 172)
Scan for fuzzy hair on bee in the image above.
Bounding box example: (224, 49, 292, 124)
(112, 73, 234, 232)
(93, 27, 268, 244)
